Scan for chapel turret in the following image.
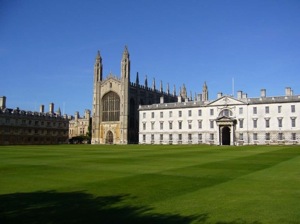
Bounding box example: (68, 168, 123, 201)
(202, 82, 208, 101)
(121, 46, 130, 80)
(94, 51, 103, 82)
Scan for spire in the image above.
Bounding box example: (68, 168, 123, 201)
(202, 81, 208, 101)
(136, 72, 139, 85)
(94, 50, 102, 82)
(167, 83, 170, 95)
(121, 46, 130, 80)
(96, 50, 101, 61)
(160, 80, 163, 92)
(152, 78, 156, 91)
(122, 45, 129, 59)
(145, 75, 148, 87)
(203, 81, 207, 90)
(56, 107, 61, 116)
(181, 84, 187, 99)
(173, 85, 176, 96)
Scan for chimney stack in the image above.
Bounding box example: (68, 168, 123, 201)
(40, 105, 44, 113)
(237, 91, 243, 99)
(197, 94, 202, 102)
(178, 96, 182, 103)
(261, 89, 266, 98)
(85, 109, 91, 119)
(49, 103, 54, 114)
(242, 93, 248, 99)
(75, 111, 79, 120)
(160, 96, 164, 104)
(0, 96, 6, 110)
(285, 87, 292, 96)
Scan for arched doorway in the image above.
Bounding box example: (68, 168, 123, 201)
(222, 126, 231, 145)
(106, 131, 113, 144)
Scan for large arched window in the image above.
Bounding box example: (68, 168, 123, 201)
(218, 109, 233, 117)
(102, 92, 120, 121)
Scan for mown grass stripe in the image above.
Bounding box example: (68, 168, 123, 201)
(0, 145, 299, 224)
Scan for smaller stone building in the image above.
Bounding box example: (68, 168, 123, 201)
(69, 109, 91, 143)
(0, 96, 69, 145)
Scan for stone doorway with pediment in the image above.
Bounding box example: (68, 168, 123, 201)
(216, 112, 237, 146)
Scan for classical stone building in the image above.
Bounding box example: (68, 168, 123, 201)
(139, 85, 300, 145)
(69, 109, 91, 142)
(0, 96, 69, 145)
(91, 46, 179, 144)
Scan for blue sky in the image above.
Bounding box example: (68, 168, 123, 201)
(1, 0, 300, 115)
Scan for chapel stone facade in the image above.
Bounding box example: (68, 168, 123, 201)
(91, 46, 178, 144)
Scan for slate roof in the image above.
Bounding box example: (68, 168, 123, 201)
(139, 94, 300, 110)
(246, 95, 300, 104)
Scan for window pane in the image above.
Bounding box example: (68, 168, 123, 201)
(291, 105, 295, 112)
(253, 107, 257, 114)
(198, 110, 202, 116)
(265, 106, 269, 114)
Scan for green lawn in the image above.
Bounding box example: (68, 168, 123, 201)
(0, 144, 299, 224)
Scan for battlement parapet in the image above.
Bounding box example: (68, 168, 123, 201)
(0, 108, 68, 120)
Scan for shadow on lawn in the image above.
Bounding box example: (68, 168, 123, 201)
(0, 191, 207, 224)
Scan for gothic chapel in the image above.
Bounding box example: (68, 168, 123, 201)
(92, 46, 178, 144)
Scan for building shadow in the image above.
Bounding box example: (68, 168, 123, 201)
(0, 191, 207, 224)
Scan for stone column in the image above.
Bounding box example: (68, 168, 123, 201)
(230, 125, 235, 145)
